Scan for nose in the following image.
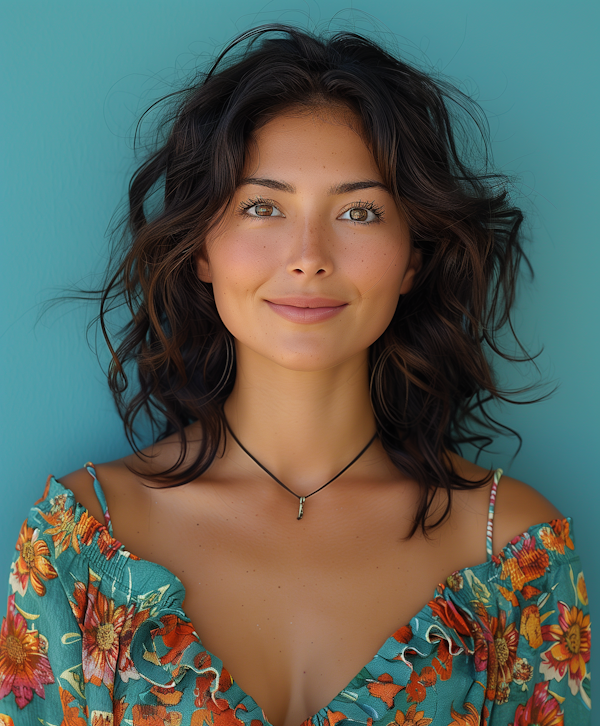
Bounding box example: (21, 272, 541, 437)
(285, 218, 333, 278)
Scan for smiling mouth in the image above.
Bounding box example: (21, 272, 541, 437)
(266, 296, 347, 308)
(265, 299, 348, 324)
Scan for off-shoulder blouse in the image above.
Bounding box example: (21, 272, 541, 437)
(0, 466, 591, 725)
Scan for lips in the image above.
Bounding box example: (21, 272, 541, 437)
(265, 297, 348, 324)
(266, 296, 347, 308)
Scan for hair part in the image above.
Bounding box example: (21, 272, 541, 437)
(95, 23, 537, 536)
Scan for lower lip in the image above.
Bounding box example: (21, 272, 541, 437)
(266, 301, 347, 324)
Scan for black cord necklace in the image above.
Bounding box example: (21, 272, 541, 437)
(224, 420, 377, 520)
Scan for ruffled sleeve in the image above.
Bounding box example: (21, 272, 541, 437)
(0, 476, 88, 724)
(456, 518, 592, 725)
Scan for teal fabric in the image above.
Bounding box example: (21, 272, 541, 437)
(0, 472, 591, 725)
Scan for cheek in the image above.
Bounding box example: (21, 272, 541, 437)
(349, 238, 408, 301)
(207, 236, 277, 338)
(209, 232, 273, 293)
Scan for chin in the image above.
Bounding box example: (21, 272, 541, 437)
(259, 344, 369, 374)
(232, 332, 376, 374)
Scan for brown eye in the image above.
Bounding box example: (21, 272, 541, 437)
(349, 208, 368, 221)
(339, 202, 383, 224)
(240, 199, 284, 218)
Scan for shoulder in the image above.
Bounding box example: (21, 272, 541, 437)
(492, 471, 564, 553)
(57, 457, 147, 528)
(56, 426, 200, 530)
(447, 453, 564, 555)
(57, 466, 107, 524)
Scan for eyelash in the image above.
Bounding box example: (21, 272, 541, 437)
(236, 196, 385, 224)
(237, 196, 278, 216)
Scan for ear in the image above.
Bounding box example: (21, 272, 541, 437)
(399, 246, 423, 295)
(195, 247, 212, 283)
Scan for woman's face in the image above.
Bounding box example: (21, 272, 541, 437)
(197, 107, 420, 373)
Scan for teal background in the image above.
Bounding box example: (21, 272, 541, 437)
(1, 0, 598, 710)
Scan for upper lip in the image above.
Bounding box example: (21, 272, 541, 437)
(266, 296, 348, 308)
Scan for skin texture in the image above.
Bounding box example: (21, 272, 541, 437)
(59, 109, 563, 726)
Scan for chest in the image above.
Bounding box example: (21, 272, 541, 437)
(115, 481, 487, 726)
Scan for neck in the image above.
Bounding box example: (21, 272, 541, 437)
(223, 344, 377, 496)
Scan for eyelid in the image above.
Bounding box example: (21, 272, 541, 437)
(338, 200, 385, 224)
(237, 196, 285, 218)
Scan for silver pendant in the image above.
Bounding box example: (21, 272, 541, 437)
(297, 496, 306, 520)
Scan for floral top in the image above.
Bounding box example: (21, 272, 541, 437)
(0, 466, 591, 726)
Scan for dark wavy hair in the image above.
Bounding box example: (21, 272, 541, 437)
(97, 23, 535, 535)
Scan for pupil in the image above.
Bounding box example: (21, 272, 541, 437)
(350, 208, 368, 221)
(256, 204, 273, 216)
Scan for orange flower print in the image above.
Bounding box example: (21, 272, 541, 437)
(113, 696, 128, 726)
(95, 529, 123, 561)
(495, 681, 510, 705)
(71, 580, 127, 694)
(210, 702, 247, 726)
(194, 669, 219, 709)
(431, 638, 453, 681)
(389, 703, 432, 725)
(0, 595, 54, 708)
(539, 519, 574, 555)
(42, 500, 101, 557)
(59, 685, 87, 725)
(406, 671, 426, 704)
(512, 657, 533, 686)
(520, 604, 543, 649)
(428, 597, 473, 650)
(118, 604, 151, 682)
(449, 702, 480, 726)
(91, 711, 114, 726)
(132, 704, 182, 725)
(511, 681, 564, 725)
(323, 709, 348, 726)
(404, 666, 437, 705)
(392, 625, 413, 643)
(152, 614, 199, 671)
(490, 610, 519, 686)
(540, 601, 591, 695)
(446, 571, 464, 592)
(366, 673, 404, 707)
(418, 667, 436, 688)
(577, 572, 588, 606)
(151, 684, 183, 705)
(9, 522, 57, 597)
(470, 604, 519, 702)
(193, 662, 247, 726)
(500, 534, 549, 600)
(0, 715, 15, 726)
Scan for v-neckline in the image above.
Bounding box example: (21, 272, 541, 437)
(47, 475, 561, 726)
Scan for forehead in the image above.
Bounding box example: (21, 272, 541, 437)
(243, 107, 381, 180)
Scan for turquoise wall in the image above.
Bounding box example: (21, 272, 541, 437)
(2, 0, 597, 705)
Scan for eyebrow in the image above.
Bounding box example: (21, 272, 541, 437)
(239, 177, 391, 196)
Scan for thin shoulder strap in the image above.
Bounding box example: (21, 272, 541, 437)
(486, 468, 503, 560)
(84, 462, 114, 537)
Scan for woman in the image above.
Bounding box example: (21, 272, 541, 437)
(0, 24, 590, 726)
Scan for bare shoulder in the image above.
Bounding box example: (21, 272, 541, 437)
(447, 452, 564, 555)
(492, 471, 564, 553)
(56, 426, 200, 528)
